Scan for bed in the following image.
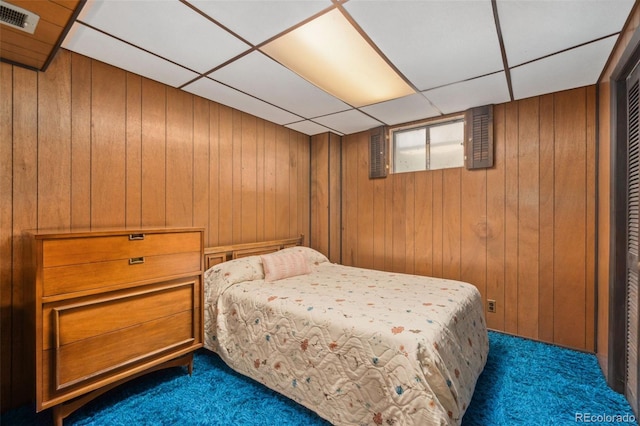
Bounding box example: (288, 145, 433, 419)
(203, 238, 488, 425)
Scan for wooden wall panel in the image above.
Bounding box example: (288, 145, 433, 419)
(310, 132, 341, 262)
(166, 88, 194, 227)
(275, 127, 290, 239)
(383, 177, 393, 272)
(554, 89, 587, 349)
(1, 49, 310, 411)
(298, 132, 310, 243)
(357, 132, 374, 270)
(311, 133, 329, 255)
(263, 122, 277, 242)
(585, 85, 597, 352)
(413, 172, 432, 277)
(503, 102, 519, 335)
(38, 50, 71, 230)
(371, 173, 385, 267)
(70, 54, 92, 229)
(232, 110, 242, 241)
(193, 97, 210, 243)
(342, 135, 358, 266)
(208, 103, 220, 246)
(91, 61, 126, 228)
(391, 172, 407, 273)
(341, 87, 596, 352)
(241, 113, 258, 243)
(538, 94, 555, 343)
(125, 73, 142, 229)
(404, 173, 415, 275)
(218, 105, 233, 245)
(431, 171, 444, 278)
(288, 132, 298, 239)
(486, 103, 506, 331)
(256, 120, 265, 242)
(460, 161, 487, 306)
(9, 66, 38, 410)
(517, 97, 540, 340)
(442, 169, 461, 281)
(141, 79, 166, 227)
(0, 62, 14, 413)
(328, 133, 341, 263)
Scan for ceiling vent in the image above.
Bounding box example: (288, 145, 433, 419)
(0, 1, 40, 34)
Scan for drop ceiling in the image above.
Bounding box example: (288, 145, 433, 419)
(52, 0, 636, 136)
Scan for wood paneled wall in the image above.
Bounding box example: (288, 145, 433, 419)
(597, 2, 640, 379)
(340, 87, 596, 351)
(0, 49, 310, 410)
(310, 132, 341, 263)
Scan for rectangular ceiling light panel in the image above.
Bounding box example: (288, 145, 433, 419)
(261, 9, 415, 108)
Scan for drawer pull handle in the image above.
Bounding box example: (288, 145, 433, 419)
(129, 233, 145, 240)
(129, 257, 145, 265)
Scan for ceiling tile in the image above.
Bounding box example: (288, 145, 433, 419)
(62, 23, 199, 88)
(511, 36, 617, 100)
(209, 51, 350, 118)
(497, 0, 634, 66)
(423, 72, 511, 115)
(360, 93, 440, 126)
(77, 0, 249, 73)
(286, 120, 339, 136)
(314, 109, 383, 135)
(345, 0, 504, 91)
(183, 77, 302, 125)
(188, 0, 331, 46)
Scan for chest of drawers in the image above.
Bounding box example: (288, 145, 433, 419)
(29, 228, 204, 425)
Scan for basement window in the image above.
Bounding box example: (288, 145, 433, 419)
(390, 116, 464, 173)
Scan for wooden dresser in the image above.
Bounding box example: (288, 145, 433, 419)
(29, 228, 204, 425)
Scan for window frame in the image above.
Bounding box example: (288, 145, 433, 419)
(389, 114, 465, 174)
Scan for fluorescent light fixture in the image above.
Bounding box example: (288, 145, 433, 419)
(260, 9, 415, 108)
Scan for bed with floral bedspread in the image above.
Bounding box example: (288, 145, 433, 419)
(203, 246, 488, 426)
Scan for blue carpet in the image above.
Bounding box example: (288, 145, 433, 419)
(2, 331, 636, 425)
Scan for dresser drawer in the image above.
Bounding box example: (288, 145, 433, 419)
(42, 280, 198, 350)
(42, 251, 200, 296)
(44, 280, 198, 390)
(42, 231, 201, 267)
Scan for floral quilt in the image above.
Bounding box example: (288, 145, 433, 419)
(204, 247, 488, 426)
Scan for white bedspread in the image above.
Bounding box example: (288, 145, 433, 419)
(204, 247, 488, 425)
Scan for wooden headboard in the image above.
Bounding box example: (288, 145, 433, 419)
(203, 235, 304, 271)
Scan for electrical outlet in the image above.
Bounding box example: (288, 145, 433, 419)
(487, 299, 496, 313)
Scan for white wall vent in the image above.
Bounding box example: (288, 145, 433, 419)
(0, 1, 40, 34)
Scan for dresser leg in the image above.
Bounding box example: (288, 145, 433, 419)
(52, 405, 64, 426)
(49, 353, 195, 425)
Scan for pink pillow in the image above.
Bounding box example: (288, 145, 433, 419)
(261, 252, 311, 282)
